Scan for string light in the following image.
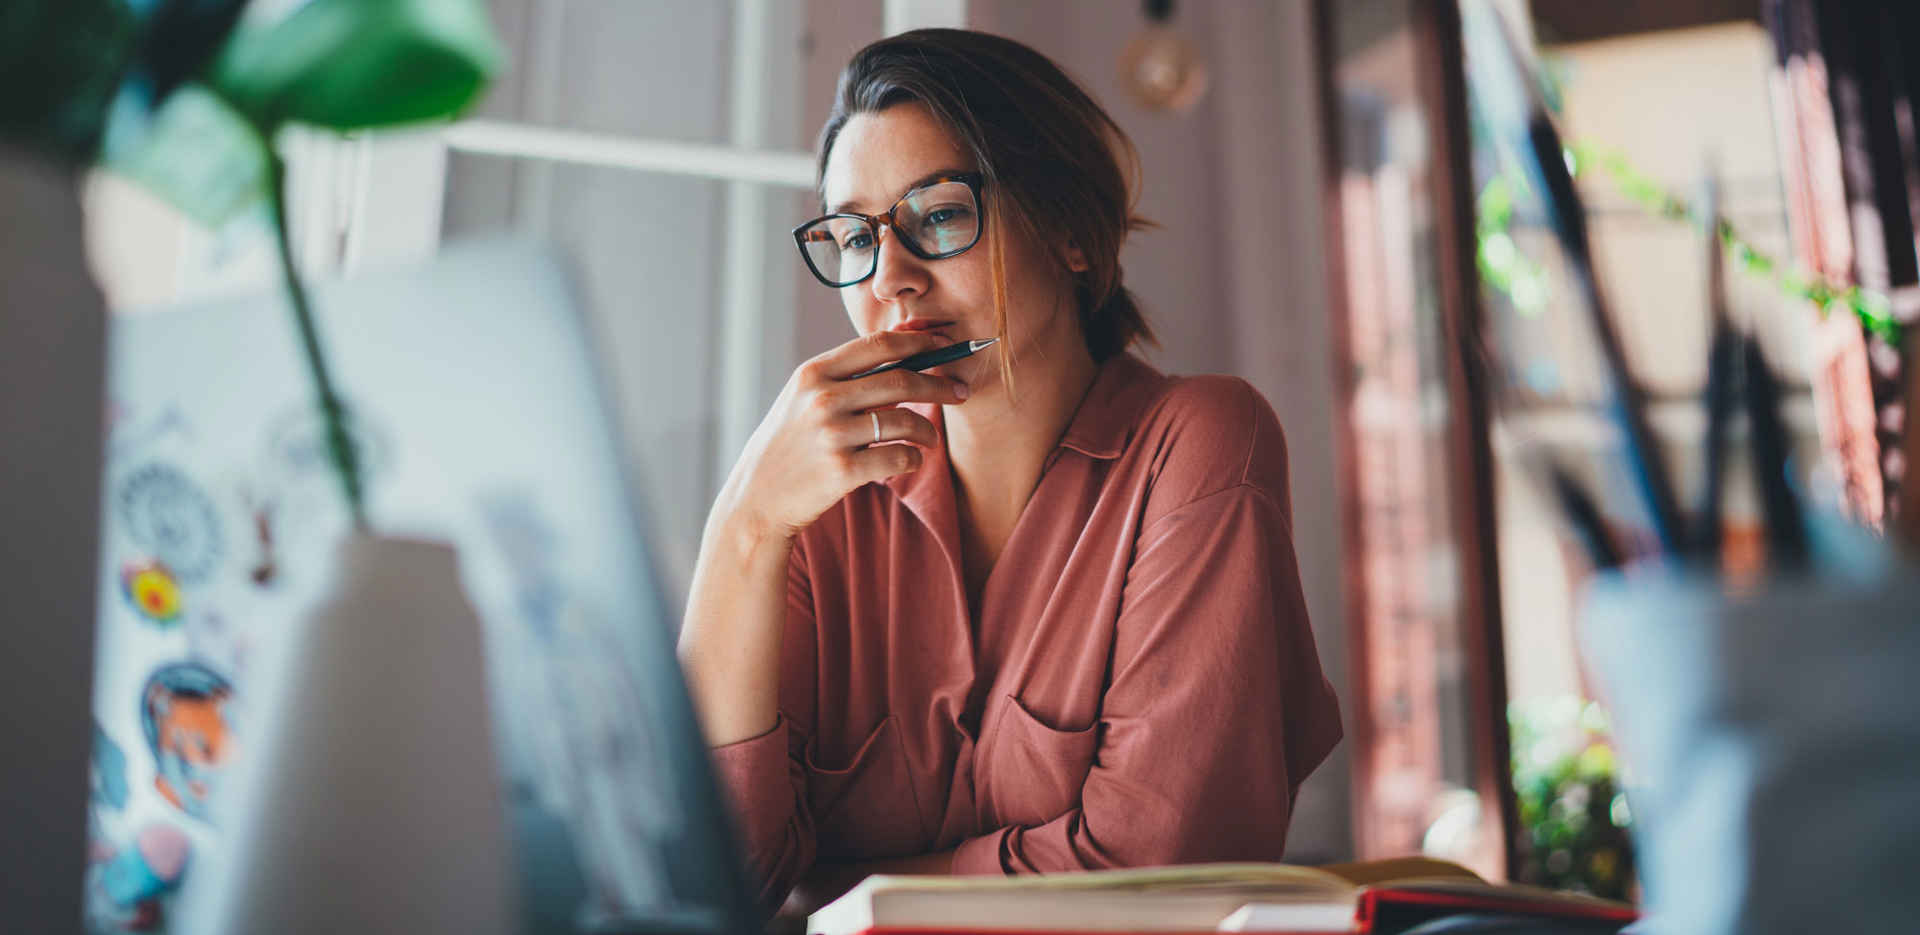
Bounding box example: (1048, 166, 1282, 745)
(1477, 140, 1900, 347)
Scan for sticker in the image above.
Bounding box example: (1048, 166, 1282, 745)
(100, 823, 190, 908)
(258, 402, 392, 553)
(479, 492, 563, 641)
(185, 607, 232, 670)
(92, 721, 130, 811)
(105, 402, 191, 460)
(120, 560, 183, 624)
(265, 401, 391, 486)
(242, 488, 278, 586)
(477, 491, 679, 904)
(116, 462, 223, 584)
(86, 823, 190, 931)
(140, 662, 235, 822)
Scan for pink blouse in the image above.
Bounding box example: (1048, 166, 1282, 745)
(708, 352, 1343, 914)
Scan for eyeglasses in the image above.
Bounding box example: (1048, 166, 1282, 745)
(792, 173, 985, 288)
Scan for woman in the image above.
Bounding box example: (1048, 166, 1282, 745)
(679, 28, 1342, 916)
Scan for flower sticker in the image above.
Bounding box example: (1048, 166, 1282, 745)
(121, 559, 183, 624)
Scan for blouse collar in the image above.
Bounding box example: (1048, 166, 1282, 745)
(887, 351, 1167, 522)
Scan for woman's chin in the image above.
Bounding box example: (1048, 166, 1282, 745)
(933, 355, 992, 387)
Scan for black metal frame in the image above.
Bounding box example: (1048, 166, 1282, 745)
(791, 172, 987, 287)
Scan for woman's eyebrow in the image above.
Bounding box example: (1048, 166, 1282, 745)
(825, 168, 970, 214)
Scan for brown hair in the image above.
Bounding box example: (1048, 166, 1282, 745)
(817, 28, 1158, 386)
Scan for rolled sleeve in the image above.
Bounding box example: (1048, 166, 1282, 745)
(703, 540, 822, 915)
(949, 830, 1008, 875)
(955, 484, 1343, 873)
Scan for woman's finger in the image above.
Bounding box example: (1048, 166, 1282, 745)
(833, 407, 939, 450)
(839, 437, 925, 485)
(826, 367, 968, 413)
(810, 328, 954, 380)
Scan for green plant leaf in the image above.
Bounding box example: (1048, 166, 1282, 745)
(208, 0, 502, 131)
(0, 1, 140, 161)
(103, 81, 268, 227)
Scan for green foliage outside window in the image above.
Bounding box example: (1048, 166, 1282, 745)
(1477, 142, 1900, 348)
(1509, 696, 1636, 900)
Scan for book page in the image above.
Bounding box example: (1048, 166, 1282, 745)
(855, 862, 1356, 895)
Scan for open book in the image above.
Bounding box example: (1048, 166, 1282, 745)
(807, 860, 1635, 935)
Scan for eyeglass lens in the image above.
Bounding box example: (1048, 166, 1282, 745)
(799, 180, 979, 286)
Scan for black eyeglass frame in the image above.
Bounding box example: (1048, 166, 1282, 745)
(790, 172, 987, 288)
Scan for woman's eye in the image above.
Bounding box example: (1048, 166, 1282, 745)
(924, 206, 970, 226)
(840, 231, 875, 250)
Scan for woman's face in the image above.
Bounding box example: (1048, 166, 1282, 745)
(820, 102, 1084, 393)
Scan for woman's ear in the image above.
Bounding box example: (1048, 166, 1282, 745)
(1062, 242, 1091, 273)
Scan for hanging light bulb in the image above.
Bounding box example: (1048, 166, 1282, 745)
(1120, 0, 1208, 113)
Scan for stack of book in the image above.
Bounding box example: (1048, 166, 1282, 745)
(807, 860, 1635, 935)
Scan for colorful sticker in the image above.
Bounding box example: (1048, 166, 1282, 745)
(91, 721, 130, 812)
(140, 662, 235, 822)
(86, 822, 190, 932)
(116, 462, 223, 584)
(120, 560, 183, 624)
(105, 402, 190, 460)
(265, 401, 390, 485)
(249, 499, 278, 586)
(183, 608, 245, 685)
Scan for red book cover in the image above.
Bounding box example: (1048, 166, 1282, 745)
(1355, 884, 1637, 933)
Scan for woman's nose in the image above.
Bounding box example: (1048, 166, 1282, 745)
(868, 225, 928, 304)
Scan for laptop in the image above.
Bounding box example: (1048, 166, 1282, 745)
(89, 238, 754, 933)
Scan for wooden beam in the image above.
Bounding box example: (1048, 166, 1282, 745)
(1409, 0, 1521, 880)
(1530, 0, 1761, 44)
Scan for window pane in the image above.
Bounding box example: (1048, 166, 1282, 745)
(1465, 6, 1822, 901)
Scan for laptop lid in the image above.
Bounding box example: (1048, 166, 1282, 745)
(91, 238, 754, 934)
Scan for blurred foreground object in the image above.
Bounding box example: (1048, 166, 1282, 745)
(106, 0, 502, 227)
(1, 4, 243, 928)
(98, 240, 758, 934)
(177, 537, 513, 935)
(0, 144, 108, 935)
(0, 2, 138, 160)
(209, 0, 499, 130)
(1579, 522, 1920, 935)
(104, 0, 505, 528)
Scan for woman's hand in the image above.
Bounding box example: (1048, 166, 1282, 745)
(718, 328, 971, 541)
(681, 329, 968, 747)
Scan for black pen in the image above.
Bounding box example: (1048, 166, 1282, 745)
(1741, 335, 1808, 570)
(1697, 165, 1737, 564)
(1544, 457, 1622, 571)
(849, 338, 999, 379)
(1482, 8, 1687, 556)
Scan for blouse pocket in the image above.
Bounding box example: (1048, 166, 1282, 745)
(802, 715, 926, 859)
(982, 695, 1101, 829)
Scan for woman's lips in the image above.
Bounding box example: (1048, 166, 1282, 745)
(889, 319, 961, 345)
